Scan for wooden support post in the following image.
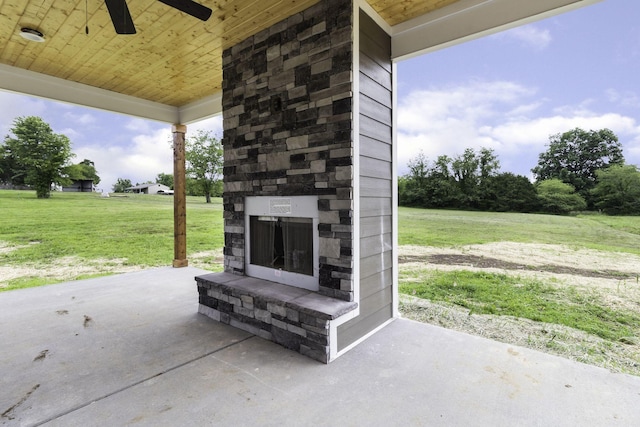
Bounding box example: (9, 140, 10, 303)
(172, 124, 188, 268)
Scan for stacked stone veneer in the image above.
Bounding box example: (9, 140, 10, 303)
(197, 272, 357, 363)
(220, 0, 355, 302)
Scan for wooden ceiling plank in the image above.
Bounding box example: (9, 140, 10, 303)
(2, 0, 59, 69)
(376, 0, 461, 26)
(102, 14, 213, 98)
(51, 0, 132, 80)
(62, 0, 163, 83)
(3, 0, 457, 108)
(98, 1, 249, 100)
(30, 3, 89, 74)
(110, 28, 219, 95)
(2, 0, 324, 107)
(0, 0, 40, 64)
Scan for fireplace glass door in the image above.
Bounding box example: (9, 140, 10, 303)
(249, 216, 313, 276)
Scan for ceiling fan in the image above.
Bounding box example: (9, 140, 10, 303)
(104, 0, 212, 34)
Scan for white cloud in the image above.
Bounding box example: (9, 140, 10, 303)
(58, 127, 83, 141)
(125, 117, 157, 133)
(63, 111, 96, 125)
(397, 81, 537, 172)
(0, 91, 48, 136)
(191, 116, 223, 138)
(491, 24, 552, 51)
(82, 118, 225, 192)
(397, 81, 640, 177)
(74, 127, 173, 192)
(399, 81, 535, 132)
(606, 89, 640, 108)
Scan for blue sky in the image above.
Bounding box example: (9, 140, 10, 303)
(1, 0, 639, 191)
(397, 0, 640, 177)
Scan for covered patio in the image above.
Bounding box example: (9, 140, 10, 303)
(6, 2, 635, 418)
(1, 269, 639, 426)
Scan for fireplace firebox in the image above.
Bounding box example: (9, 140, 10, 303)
(245, 196, 319, 291)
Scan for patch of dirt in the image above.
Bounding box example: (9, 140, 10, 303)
(83, 315, 93, 327)
(32, 350, 48, 362)
(402, 253, 636, 280)
(0, 241, 227, 288)
(0, 241, 38, 254)
(398, 243, 640, 376)
(0, 241, 224, 289)
(400, 243, 640, 274)
(0, 253, 143, 289)
(188, 249, 224, 270)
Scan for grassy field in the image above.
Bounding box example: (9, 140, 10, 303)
(397, 206, 640, 375)
(399, 207, 640, 255)
(2, 190, 640, 373)
(0, 190, 224, 289)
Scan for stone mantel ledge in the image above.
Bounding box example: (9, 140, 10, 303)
(195, 272, 358, 320)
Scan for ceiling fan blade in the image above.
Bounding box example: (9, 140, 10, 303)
(105, 0, 136, 34)
(157, 0, 213, 21)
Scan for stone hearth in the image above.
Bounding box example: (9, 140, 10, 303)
(197, 272, 357, 363)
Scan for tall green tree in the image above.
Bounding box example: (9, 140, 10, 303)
(451, 148, 500, 208)
(185, 130, 223, 203)
(452, 148, 480, 199)
(0, 144, 22, 185)
(399, 148, 501, 210)
(112, 177, 132, 193)
(531, 128, 624, 206)
(591, 165, 640, 215)
(156, 172, 174, 189)
(482, 173, 540, 213)
(536, 179, 587, 214)
(400, 151, 431, 206)
(66, 159, 101, 185)
(1, 116, 74, 198)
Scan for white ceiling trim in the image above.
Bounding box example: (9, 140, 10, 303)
(391, 0, 603, 61)
(178, 92, 223, 125)
(0, 63, 180, 124)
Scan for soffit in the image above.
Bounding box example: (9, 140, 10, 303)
(2, 0, 600, 122)
(1, 1, 462, 109)
(367, 0, 461, 26)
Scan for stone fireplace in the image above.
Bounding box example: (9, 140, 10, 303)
(196, 0, 396, 363)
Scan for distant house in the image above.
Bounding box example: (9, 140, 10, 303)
(62, 179, 94, 192)
(126, 183, 172, 195)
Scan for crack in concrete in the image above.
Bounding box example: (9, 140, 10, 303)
(30, 336, 255, 426)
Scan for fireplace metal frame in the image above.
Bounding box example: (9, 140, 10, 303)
(244, 196, 320, 291)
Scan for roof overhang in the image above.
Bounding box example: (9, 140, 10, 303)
(391, 0, 603, 61)
(0, 0, 602, 123)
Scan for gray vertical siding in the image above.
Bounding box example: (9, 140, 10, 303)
(338, 10, 393, 350)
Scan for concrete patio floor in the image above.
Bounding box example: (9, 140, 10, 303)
(1, 267, 639, 426)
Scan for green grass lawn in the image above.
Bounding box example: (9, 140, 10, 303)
(398, 206, 640, 255)
(399, 270, 640, 342)
(0, 190, 223, 271)
(397, 206, 640, 368)
(2, 191, 639, 279)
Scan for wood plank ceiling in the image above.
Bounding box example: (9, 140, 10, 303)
(0, 0, 460, 109)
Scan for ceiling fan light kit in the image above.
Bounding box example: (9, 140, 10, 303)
(105, 0, 212, 35)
